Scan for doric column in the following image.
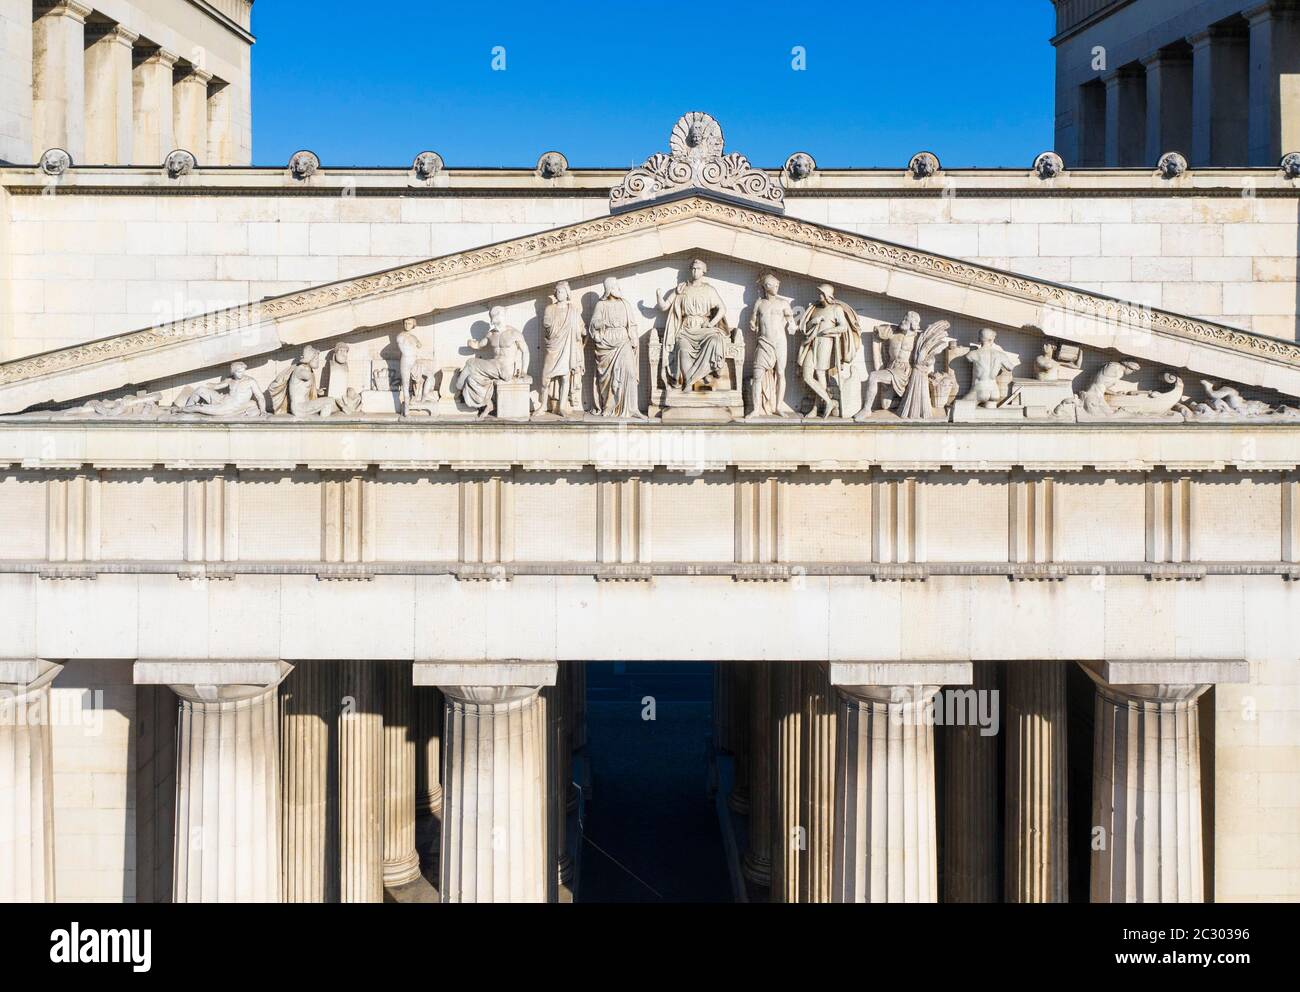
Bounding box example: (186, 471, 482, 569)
(381, 661, 420, 888)
(727, 661, 752, 815)
(1103, 67, 1146, 167)
(833, 685, 939, 902)
(773, 662, 837, 903)
(1005, 661, 1068, 902)
(172, 64, 212, 159)
(415, 687, 443, 876)
(1142, 48, 1192, 167)
(551, 665, 573, 889)
(1189, 25, 1250, 167)
(0, 661, 62, 903)
(206, 80, 235, 165)
(338, 661, 383, 902)
(1246, 2, 1300, 165)
(829, 662, 968, 903)
(131, 48, 177, 165)
(742, 661, 773, 890)
(83, 22, 138, 165)
(569, 661, 587, 753)
(32, 1, 90, 160)
(1083, 660, 1244, 902)
(438, 680, 550, 902)
(713, 662, 731, 754)
(167, 663, 289, 903)
(280, 662, 339, 902)
(943, 662, 1000, 903)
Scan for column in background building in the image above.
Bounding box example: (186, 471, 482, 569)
(173, 63, 212, 161)
(1190, 24, 1250, 167)
(131, 47, 176, 165)
(206, 80, 236, 166)
(1142, 47, 1193, 165)
(1077, 79, 1108, 167)
(32, 1, 90, 160)
(942, 662, 1000, 903)
(83, 22, 137, 165)
(280, 662, 339, 902)
(1104, 66, 1147, 167)
(1247, 2, 1300, 166)
(0, 0, 34, 163)
(773, 662, 837, 903)
(338, 660, 383, 902)
(415, 687, 443, 880)
(1005, 661, 1069, 902)
(742, 661, 773, 893)
(0, 661, 62, 902)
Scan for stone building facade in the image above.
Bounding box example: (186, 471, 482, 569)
(0, 9, 1297, 906)
(0, 0, 254, 168)
(1053, 0, 1300, 168)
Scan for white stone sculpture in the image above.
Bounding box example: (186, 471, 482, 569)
(610, 112, 785, 213)
(855, 312, 921, 419)
(269, 346, 341, 417)
(908, 151, 940, 179)
(654, 258, 733, 392)
(746, 274, 799, 419)
(454, 306, 531, 419)
(1055, 361, 1184, 420)
(75, 389, 163, 419)
(412, 151, 443, 181)
(178, 362, 266, 418)
(165, 149, 197, 179)
(1176, 380, 1300, 421)
(1033, 152, 1064, 179)
(1158, 151, 1188, 179)
(1034, 342, 1084, 382)
(784, 152, 816, 183)
(589, 277, 644, 419)
(961, 328, 1020, 408)
(396, 318, 435, 415)
(39, 148, 71, 176)
(540, 281, 586, 417)
(798, 283, 862, 419)
(537, 151, 568, 179)
(895, 319, 956, 420)
(288, 150, 320, 180)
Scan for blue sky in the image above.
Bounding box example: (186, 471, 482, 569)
(250, 1, 1057, 169)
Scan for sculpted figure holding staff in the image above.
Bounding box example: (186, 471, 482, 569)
(653, 258, 731, 391)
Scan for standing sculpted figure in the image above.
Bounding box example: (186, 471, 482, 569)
(395, 318, 431, 415)
(589, 277, 645, 419)
(269, 346, 342, 417)
(454, 306, 530, 419)
(181, 361, 267, 418)
(798, 283, 861, 419)
(962, 328, 1020, 408)
(854, 311, 921, 420)
(541, 281, 587, 415)
(896, 319, 955, 420)
(746, 274, 798, 418)
(653, 258, 731, 390)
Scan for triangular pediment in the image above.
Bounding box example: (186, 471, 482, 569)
(2, 194, 1299, 416)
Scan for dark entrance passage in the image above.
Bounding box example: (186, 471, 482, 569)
(575, 663, 733, 903)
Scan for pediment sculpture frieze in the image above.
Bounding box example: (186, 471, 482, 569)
(29, 267, 1300, 426)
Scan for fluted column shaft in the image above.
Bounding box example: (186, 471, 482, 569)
(569, 663, 587, 753)
(1087, 672, 1209, 903)
(773, 662, 838, 903)
(943, 662, 1000, 903)
(551, 665, 573, 888)
(832, 684, 940, 903)
(727, 662, 752, 815)
(172, 681, 282, 902)
(280, 662, 338, 902)
(440, 685, 547, 903)
(381, 661, 420, 888)
(742, 661, 773, 889)
(415, 687, 443, 874)
(0, 663, 62, 902)
(1005, 661, 1068, 902)
(32, 1, 90, 160)
(713, 662, 732, 754)
(338, 661, 383, 902)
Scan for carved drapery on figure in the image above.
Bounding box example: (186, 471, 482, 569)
(654, 259, 733, 392)
(541, 282, 586, 416)
(747, 274, 799, 419)
(454, 306, 531, 419)
(610, 112, 785, 214)
(797, 284, 861, 419)
(589, 277, 644, 419)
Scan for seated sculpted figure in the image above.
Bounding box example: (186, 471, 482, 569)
(653, 258, 731, 391)
(269, 346, 342, 417)
(181, 362, 267, 418)
(854, 311, 921, 420)
(454, 305, 530, 419)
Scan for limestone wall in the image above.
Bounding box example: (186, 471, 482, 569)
(1, 169, 1297, 360)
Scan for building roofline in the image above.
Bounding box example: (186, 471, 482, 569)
(187, 0, 255, 45)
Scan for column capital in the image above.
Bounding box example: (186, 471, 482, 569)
(176, 66, 216, 86)
(86, 23, 141, 48)
(1079, 659, 1247, 703)
(35, 0, 93, 22)
(0, 659, 64, 693)
(836, 683, 942, 706)
(134, 659, 293, 699)
(828, 661, 971, 688)
(1141, 47, 1191, 68)
(414, 659, 557, 690)
(1243, 1, 1300, 24)
(137, 47, 180, 69)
